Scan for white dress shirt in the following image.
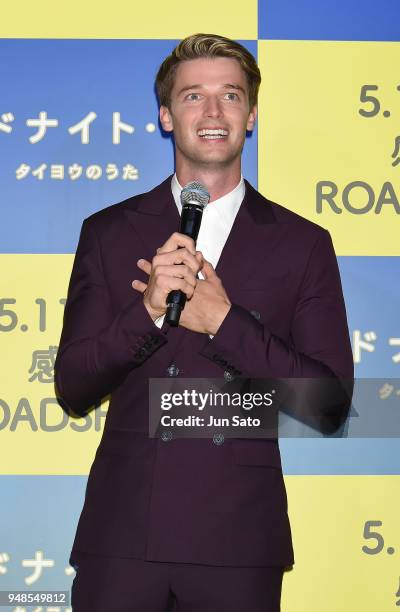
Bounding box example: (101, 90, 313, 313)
(153, 172, 245, 333)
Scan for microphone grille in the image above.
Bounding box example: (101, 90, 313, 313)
(181, 181, 210, 208)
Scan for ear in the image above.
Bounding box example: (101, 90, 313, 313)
(246, 104, 257, 132)
(159, 105, 174, 133)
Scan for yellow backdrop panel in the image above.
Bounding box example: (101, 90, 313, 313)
(0, 254, 105, 475)
(283, 476, 400, 612)
(0, 0, 257, 40)
(258, 40, 400, 255)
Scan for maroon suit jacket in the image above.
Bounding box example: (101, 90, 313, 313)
(55, 174, 353, 568)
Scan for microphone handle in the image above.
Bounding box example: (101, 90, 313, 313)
(165, 203, 203, 327)
(165, 287, 187, 327)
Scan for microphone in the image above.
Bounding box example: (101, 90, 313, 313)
(165, 180, 210, 327)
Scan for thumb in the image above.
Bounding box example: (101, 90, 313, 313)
(201, 259, 217, 280)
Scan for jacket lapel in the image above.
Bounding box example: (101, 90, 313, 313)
(215, 179, 276, 294)
(123, 174, 180, 260)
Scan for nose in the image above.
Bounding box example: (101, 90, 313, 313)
(203, 95, 223, 119)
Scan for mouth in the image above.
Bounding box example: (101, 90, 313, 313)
(197, 128, 228, 140)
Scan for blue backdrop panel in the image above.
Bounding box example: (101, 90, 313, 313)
(0, 39, 258, 254)
(258, 0, 400, 41)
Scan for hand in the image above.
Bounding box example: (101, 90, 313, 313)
(131, 232, 204, 321)
(179, 259, 231, 335)
(133, 255, 231, 334)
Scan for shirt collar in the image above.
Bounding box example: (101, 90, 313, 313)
(171, 172, 245, 220)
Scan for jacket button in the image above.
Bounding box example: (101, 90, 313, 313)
(213, 433, 224, 445)
(224, 370, 235, 382)
(161, 430, 173, 442)
(250, 310, 261, 320)
(167, 363, 180, 377)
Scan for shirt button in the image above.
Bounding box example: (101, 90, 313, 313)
(167, 363, 180, 377)
(250, 310, 261, 320)
(161, 430, 173, 442)
(213, 433, 224, 445)
(224, 370, 235, 382)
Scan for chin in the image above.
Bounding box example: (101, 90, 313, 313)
(196, 150, 238, 162)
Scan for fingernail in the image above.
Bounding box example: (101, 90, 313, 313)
(137, 259, 143, 265)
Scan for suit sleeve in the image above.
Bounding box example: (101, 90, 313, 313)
(199, 229, 354, 433)
(54, 218, 168, 417)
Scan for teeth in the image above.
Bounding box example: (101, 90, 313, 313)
(197, 128, 228, 136)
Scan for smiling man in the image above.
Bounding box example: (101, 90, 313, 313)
(55, 33, 353, 612)
(158, 54, 255, 190)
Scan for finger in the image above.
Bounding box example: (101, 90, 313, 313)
(153, 248, 202, 275)
(131, 279, 148, 293)
(157, 274, 195, 298)
(137, 258, 152, 275)
(157, 232, 196, 256)
(154, 264, 197, 288)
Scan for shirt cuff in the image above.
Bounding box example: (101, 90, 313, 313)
(153, 314, 165, 329)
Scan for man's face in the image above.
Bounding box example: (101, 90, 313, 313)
(159, 56, 257, 170)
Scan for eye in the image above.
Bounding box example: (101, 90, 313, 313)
(185, 93, 201, 101)
(224, 92, 239, 101)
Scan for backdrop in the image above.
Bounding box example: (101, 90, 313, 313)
(0, 1, 399, 610)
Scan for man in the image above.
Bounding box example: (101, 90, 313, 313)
(55, 33, 353, 611)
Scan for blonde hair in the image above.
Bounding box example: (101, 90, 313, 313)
(155, 33, 261, 109)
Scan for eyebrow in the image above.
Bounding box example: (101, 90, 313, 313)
(177, 83, 246, 97)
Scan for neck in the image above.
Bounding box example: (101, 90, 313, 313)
(175, 160, 242, 202)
